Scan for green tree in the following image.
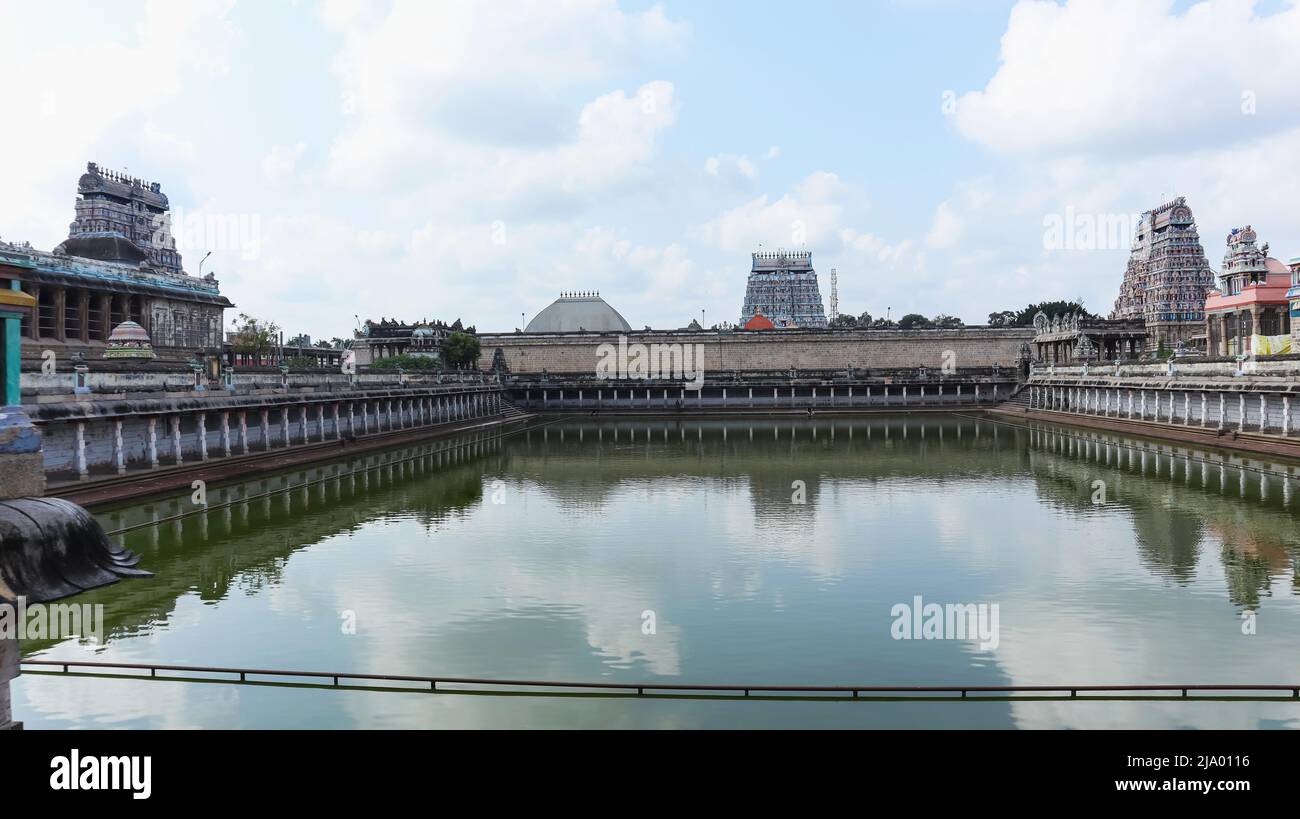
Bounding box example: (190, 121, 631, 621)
(933, 313, 964, 328)
(442, 332, 481, 369)
(989, 301, 1095, 327)
(856, 311, 873, 327)
(829, 313, 858, 329)
(898, 313, 933, 330)
(230, 313, 280, 360)
(284, 355, 317, 371)
(368, 354, 442, 372)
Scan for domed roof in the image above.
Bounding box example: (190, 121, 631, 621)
(103, 320, 155, 359)
(743, 309, 775, 330)
(107, 320, 150, 343)
(525, 292, 631, 333)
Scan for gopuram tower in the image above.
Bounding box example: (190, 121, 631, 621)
(64, 162, 184, 275)
(1110, 197, 1215, 351)
(739, 250, 828, 329)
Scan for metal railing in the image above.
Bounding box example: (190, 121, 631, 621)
(20, 660, 1300, 701)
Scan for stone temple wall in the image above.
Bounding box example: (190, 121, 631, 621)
(477, 328, 1036, 374)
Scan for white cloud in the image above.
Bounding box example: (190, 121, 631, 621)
(0, 1, 240, 244)
(926, 0, 1300, 323)
(142, 122, 196, 164)
(261, 142, 308, 182)
(955, 0, 1300, 156)
(926, 201, 964, 249)
(704, 153, 758, 181)
(323, 0, 689, 192)
(696, 171, 855, 253)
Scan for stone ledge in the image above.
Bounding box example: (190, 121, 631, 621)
(0, 452, 46, 499)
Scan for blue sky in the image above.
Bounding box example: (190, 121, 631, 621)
(2, 0, 1299, 339)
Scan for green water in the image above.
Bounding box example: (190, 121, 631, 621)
(14, 415, 1300, 729)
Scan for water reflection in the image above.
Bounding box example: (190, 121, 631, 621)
(24, 430, 501, 653)
(14, 415, 1300, 729)
(1019, 421, 1300, 608)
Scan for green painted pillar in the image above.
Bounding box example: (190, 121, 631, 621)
(0, 278, 41, 499)
(2, 279, 35, 406)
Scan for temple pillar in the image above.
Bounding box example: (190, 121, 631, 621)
(97, 293, 112, 341)
(78, 289, 90, 343)
(113, 419, 125, 475)
(27, 284, 40, 340)
(147, 417, 158, 468)
(172, 415, 183, 465)
(75, 421, 88, 479)
(54, 286, 66, 341)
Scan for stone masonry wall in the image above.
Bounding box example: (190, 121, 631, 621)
(478, 328, 1035, 374)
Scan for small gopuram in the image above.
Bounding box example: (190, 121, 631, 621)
(1204, 226, 1293, 356)
(0, 162, 233, 363)
(1031, 311, 1148, 364)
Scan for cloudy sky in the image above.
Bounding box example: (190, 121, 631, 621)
(1, 0, 1298, 339)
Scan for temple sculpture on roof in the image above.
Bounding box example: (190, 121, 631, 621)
(1109, 197, 1215, 351)
(0, 162, 232, 362)
(739, 250, 828, 329)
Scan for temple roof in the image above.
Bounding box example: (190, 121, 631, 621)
(56, 233, 149, 266)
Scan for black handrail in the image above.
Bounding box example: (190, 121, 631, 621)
(20, 660, 1300, 700)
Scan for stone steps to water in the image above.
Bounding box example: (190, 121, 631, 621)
(498, 399, 531, 418)
(1000, 384, 1033, 409)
